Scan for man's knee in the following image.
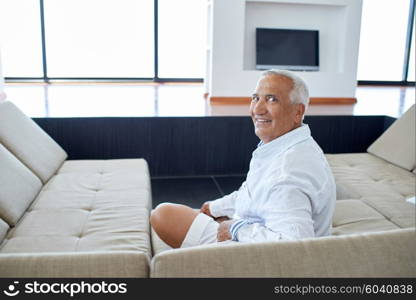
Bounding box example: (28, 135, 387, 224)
(150, 203, 200, 248)
(150, 203, 174, 231)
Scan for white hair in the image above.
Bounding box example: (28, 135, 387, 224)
(261, 69, 309, 109)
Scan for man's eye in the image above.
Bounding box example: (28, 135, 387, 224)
(251, 95, 260, 102)
(266, 95, 278, 102)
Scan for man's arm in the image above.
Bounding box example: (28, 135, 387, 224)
(229, 150, 335, 243)
(219, 183, 316, 242)
(200, 181, 246, 218)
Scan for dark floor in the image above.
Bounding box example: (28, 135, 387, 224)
(151, 175, 245, 208)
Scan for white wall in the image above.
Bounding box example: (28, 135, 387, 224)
(207, 0, 362, 98)
(0, 50, 5, 102)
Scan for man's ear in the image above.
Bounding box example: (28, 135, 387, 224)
(294, 103, 305, 124)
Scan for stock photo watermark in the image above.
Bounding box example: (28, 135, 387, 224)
(2, 280, 127, 297)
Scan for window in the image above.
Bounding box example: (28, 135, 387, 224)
(157, 0, 207, 78)
(0, 0, 43, 77)
(1, 0, 207, 80)
(357, 0, 411, 81)
(44, 0, 154, 78)
(1, 0, 413, 83)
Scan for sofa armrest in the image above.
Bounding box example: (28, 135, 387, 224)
(151, 228, 416, 278)
(0, 251, 149, 278)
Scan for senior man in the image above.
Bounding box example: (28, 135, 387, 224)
(150, 69, 336, 248)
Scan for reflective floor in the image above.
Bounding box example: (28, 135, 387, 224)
(3, 82, 415, 118)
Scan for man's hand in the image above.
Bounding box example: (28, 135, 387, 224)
(217, 219, 236, 242)
(200, 201, 214, 217)
(200, 202, 231, 223)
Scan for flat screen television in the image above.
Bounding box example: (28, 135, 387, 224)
(256, 28, 319, 71)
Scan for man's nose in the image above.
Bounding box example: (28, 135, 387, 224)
(252, 98, 267, 115)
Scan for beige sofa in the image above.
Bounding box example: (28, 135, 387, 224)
(0, 101, 152, 277)
(150, 105, 416, 277)
(0, 101, 415, 278)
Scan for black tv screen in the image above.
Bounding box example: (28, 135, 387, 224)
(256, 28, 319, 71)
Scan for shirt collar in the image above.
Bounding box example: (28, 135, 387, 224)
(253, 124, 311, 158)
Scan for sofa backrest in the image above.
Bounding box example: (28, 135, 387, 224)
(0, 101, 67, 183)
(367, 104, 415, 171)
(0, 144, 42, 228)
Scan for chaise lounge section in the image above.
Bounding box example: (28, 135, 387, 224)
(0, 101, 152, 277)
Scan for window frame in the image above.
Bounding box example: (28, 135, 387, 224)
(4, 0, 414, 85)
(357, 0, 415, 86)
(5, 0, 203, 83)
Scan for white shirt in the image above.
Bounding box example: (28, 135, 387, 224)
(209, 124, 336, 243)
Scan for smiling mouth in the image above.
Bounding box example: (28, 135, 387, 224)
(255, 119, 272, 125)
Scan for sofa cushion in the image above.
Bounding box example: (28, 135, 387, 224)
(363, 196, 416, 228)
(2, 208, 150, 254)
(367, 104, 415, 171)
(0, 101, 67, 183)
(0, 159, 152, 258)
(0, 251, 149, 278)
(332, 200, 399, 235)
(326, 153, 415, 232)
(335, 182, 361, 200)
(326, 153, 415, 199)
(0, 219, 9, 244)
(0, 144, 42, 226)
(50, 159, 151, 200)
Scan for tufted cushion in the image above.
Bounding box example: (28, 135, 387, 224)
(0, 159, 152, 260)
(326, 153, 415, 234)
(367, 104, 415, 171)
(0, 101, 67, 183)
(326, 153, 415, 199)
(332, 200, 399, 235)
(335, 182, 361, 200)
(0, 144, 42, 226)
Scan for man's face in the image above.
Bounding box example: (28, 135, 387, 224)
(250, 74, 305, 143)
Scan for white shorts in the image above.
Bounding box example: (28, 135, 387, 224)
(181, 213, 219, 248)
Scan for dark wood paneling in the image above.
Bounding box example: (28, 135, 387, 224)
(33, 115, 392, 177)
